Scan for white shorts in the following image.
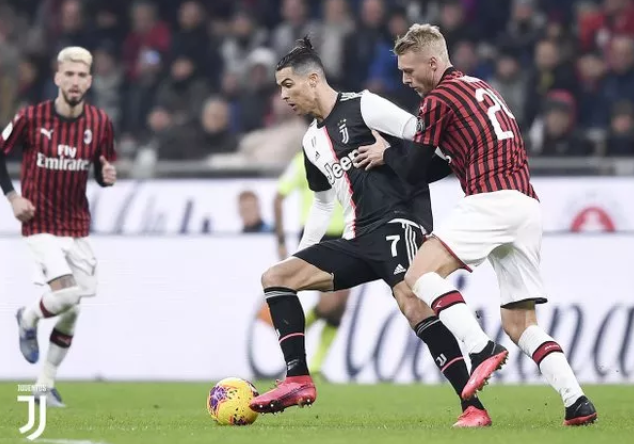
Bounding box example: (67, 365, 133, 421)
(25, 234, 98, 297)
(432, 190, 547, 307)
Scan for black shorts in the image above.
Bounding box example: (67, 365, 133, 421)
(294, 219, 425, 290)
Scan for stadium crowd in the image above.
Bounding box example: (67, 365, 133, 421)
(0, 0, 632, 171)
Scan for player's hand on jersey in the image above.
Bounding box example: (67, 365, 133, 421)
(9, 195, 36, 222)
(354, 130, 389, 171)
(100, 156, 117, 185)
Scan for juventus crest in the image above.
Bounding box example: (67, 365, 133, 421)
(338, 119, 349, 144)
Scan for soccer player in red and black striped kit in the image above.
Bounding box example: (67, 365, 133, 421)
(0, 47, 117, 407)
(356, 24, 597, 426)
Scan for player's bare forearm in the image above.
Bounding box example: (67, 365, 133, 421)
(273, 193, 286, 245)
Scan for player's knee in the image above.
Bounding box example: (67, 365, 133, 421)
(52, 286, 83, 311)
(261, 263, 292, 289)
(404, 269, 419, 291)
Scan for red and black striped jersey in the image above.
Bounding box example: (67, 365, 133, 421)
(0, 100, 116, 237)
(414, 68, 537, 199)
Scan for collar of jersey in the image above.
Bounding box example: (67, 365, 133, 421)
(52, 100, 86, 122)
(316, 92, 343, 129)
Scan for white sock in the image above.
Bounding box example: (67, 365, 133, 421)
(35, 305, 80, 388)
(412, 272, 490, 354)
(518, 325, 584, 407)
(23, 287, 82, 328)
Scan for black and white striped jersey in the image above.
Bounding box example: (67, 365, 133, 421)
(302, 90, 426, 239)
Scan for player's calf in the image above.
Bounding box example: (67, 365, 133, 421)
(36, 305, 79, 391)
(393, 283, 489, 420)
(21, 275, 82, 329)
(502, 303, 596, 424)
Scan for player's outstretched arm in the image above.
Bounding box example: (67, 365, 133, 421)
(296, 189, 335, 252)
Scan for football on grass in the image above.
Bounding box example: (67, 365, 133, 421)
(207, 377, 259, 425)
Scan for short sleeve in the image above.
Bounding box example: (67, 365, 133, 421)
(303, 149, 331, 192)
(0, 109, 28, 155)
(414, 95, 452, 147)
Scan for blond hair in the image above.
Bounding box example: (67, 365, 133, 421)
(57, 46, 93, 68)
(393, 24, 449, 61)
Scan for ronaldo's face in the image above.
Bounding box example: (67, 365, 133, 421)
(398, 51, 435, 97)
(275, 67, 315, 116)
(55, 61, 92, 107)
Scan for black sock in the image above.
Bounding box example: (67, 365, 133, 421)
(264, 287, 309, 377)
(415, 316, 485, 411)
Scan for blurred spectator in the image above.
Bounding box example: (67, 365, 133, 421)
(367, 7, 410, 101)
(602, 35, 634, 104)
(238, 95, 308, 166)
(220, 10, 268, 85)
(579, 0, 634, 53)
(171, 1, 222, 89)
(92, 45, 124, 130)
(489, 52, 528, 128)
(576, 51, 610, 131)
(451, 40, 494, 80)
(155, 55, 209, 127)
(529, 90, 595, 156)
(342, 0, 386, 92)
(15, 56, 41, 110)
(51, 0, 96, 53)
(605, 101, 634, 156)
(271, 0, 321, 58)
(93, 3, 128, 49)
(237, 48, 277, 132)
(197, 96, 238, 155)
(146, 96, 238, 161)
(524, 39, 578, 128)
(123, 1, 171, 82)
(497, 0, 545, 65)
(319, 0, 354, 85)
(438, 0, 479, 54)
(238, 190, 273, 233)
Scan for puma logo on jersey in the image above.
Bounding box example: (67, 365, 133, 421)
(40, 128, 54, 139)
(324, 149, 359, 185)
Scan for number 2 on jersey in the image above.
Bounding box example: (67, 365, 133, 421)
(475, 88, 516, 141)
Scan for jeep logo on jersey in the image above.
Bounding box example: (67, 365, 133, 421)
(324, 149, 358, 184)
(338, 119, 349, 144)
(36, 144, 90, 171)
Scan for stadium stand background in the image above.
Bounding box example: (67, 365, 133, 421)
(0, 0, 633, 178)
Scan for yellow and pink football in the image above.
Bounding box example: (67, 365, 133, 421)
(207, 377, 259, 425)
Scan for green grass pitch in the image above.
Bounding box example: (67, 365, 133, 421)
(1, 382, 632, 444)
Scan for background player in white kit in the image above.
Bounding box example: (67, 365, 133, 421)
(0, 47, 117, 407)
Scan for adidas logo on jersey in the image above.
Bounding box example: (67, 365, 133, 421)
(393, 264, 406, 275)
(324, 149, 359, 185)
